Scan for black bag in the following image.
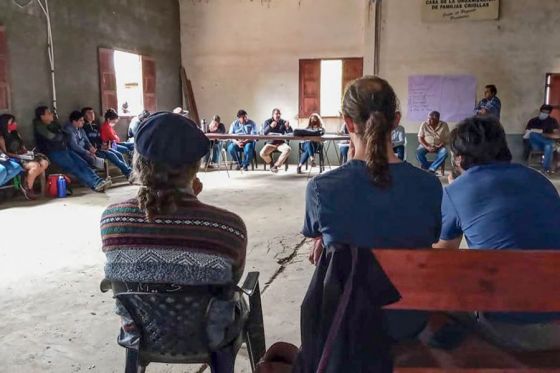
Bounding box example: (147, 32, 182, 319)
(293, 128, 325, 137)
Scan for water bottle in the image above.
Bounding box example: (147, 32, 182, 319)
(57, 175, 67, 198)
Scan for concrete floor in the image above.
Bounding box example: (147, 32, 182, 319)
(0, 168, 316, 373)
(0, 167, 559, 373)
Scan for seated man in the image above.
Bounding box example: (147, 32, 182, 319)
(416, 111, 449, 174)
(435, 115, 560, 351)
(82, 107, 132, 179)
(526, 104, 560, 174)
(101, 113, 247, 356)
(227, 109, 257, 171)
(474, 84, 501, 119)
(260, 108, 293, 173)
(63, 111, 99, 168)
(33, 106, 111, 192)
(204, 114, 226, 168)
(391, 111, 405, 161)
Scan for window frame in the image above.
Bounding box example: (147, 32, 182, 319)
(298, 57, 363, 119)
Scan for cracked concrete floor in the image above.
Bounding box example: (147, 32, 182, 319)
(0, 169, 315, 373)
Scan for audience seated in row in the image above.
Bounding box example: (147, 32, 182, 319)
(33, 106, 112, 192)
(258, 77, 560, 371)
(0, 114, 47, 199)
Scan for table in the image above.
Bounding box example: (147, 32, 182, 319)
(204, 133, 351, 173)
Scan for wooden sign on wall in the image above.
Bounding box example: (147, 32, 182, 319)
(422, 0, 499, 22)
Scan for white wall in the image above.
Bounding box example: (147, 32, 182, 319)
(179, 0, 373, 131)
(380, 0, 560, 134)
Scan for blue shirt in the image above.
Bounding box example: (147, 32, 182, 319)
(303, 160, 442, 340)
(441, 162, 560, 323)
(303, 160, 442, 248)
(228, 120, 257, 136)
(474, 96, 501, 119)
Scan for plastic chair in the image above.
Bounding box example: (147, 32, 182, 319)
(100, 272, 266, 373)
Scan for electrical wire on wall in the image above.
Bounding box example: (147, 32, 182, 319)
(14, 0, 57, 113)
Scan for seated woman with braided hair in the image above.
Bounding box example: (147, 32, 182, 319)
(101, 111, 247, 286)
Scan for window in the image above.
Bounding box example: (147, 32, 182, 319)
(98, 48, 156, 115)
(114, 50, 143, 116)
(298, 57, 363, 118)
(0, 26, 11, 111)
(545, 73, 560, 124)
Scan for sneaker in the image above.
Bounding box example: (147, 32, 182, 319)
(94, 179, 112, 192)
(311, 159, 316, 168)
(270, 165, 279, 173)
(242, 165, 249, 172)
(297, 165, 302, 175)
(235, 164, 242, 171)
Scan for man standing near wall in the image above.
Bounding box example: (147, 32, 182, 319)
(474, 84, 501, 119)
(416, 111, 449, 174)
(260, 108, 293, 173)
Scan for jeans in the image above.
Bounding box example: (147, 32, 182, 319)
(393, 145, 405, 161)
(97, 149, 132, 177)
(339, 144, 349, 164)
(529, 132, 556, 171)
(416, 146, 448, 171)
(49, 150, 103, 189)
(300, 141, 318, 165)
(115, 142, 134, 157)
(204, 141, 223, 164)
(227, 141, 255, 167)
(0, 159, 23, 186)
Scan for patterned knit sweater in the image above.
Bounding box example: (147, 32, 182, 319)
(101, 196, 247, 285)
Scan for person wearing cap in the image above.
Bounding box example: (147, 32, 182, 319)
(526, 104, 560, 174)
(101, 112, 247, 287)
(204, 114, 226, 168)
(260, 108, 293, 173)
(227, 109, 257, 171)
(101, 113, 248, 358)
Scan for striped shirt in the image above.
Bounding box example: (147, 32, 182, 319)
(101, 196, 247, 285)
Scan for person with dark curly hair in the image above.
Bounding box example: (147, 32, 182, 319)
(101, 112, 247, 286)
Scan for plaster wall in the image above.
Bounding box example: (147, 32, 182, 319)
(179, 0, 373, 131)
(0, 0, 182, 142)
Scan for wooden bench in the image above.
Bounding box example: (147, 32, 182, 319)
(373, 249, 560, 372)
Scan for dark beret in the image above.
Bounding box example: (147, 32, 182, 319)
(135, 112, 210, 166)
